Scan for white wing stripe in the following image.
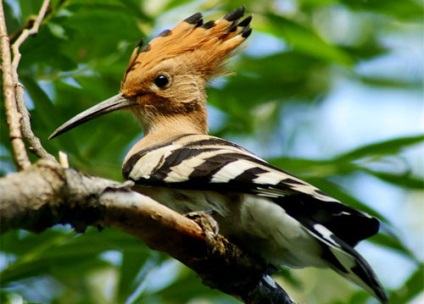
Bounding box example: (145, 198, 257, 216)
(164, 156, 206, 182)
(129, 145, 177, 180)
(211, 159, 258, 183)
(313, 224, 339, 247)
(253, 171, 285, 185)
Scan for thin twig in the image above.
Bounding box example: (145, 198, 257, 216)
(0, 1, 31, 169)
(11, 0, 50, 77)
(10, 0, 55, 162)
(16, 83, 55, 161)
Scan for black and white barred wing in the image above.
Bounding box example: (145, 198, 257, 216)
(124, 134, 377, 240)
(123, 134, 387, 303)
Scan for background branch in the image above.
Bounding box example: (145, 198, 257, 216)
(0, 160, 295, 304)
(11, 0, 55, 161)
(1, 0, 54, 169)
(0, 0, 30, 169)
(15, 82, 56, 161)
(10, 0, 50, 76)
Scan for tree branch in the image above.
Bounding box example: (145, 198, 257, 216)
(10, 0, 50, 75)
(0, 0, 31, 170)
(1, 0, 55, 169)
(15, 82, 56, 161)
(11, 0, 55, 161)
(0, 160, 295, 304)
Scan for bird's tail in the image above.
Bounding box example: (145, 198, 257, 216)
(307, 224, 388, 303)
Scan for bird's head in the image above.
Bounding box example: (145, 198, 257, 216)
(50, 7, 252, 139)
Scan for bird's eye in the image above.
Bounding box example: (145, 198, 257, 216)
(154, 74, 169, 88)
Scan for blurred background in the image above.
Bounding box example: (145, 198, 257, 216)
(1, 0, 423, 303)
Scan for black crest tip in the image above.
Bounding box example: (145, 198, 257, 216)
(184, 12, 203, 25)
(137, 43, 151, 54)
(157, 29, 172, 37)
(241, 26, 252, 38)
(224, 6, 246, 22)
(135, 38, 144, 48)
(228, 21, 238, 32)
(201, 20, 216, 29)
(238, 15, 252, 28)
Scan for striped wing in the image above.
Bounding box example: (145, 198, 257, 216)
(123, 134, 386, 303)
(123, 134, 378, 244)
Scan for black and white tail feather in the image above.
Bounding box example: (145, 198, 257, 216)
(123, 134, 388, 303)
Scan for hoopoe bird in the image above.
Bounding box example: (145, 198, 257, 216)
(50, 7, 387, 303)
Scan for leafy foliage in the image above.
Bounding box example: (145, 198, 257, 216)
(1, 0, 423, 303)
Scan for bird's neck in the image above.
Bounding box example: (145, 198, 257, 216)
(124, 104, 208, 164)
(144, 111, 208, 139)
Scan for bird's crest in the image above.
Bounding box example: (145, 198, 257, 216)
(123, 7, 252, 85)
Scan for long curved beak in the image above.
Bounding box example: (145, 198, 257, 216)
(49, 93, 136, 139)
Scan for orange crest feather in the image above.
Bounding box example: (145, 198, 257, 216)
(125, 7, 252, 80)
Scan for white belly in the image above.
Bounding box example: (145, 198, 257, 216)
(135, 185, 325, 268)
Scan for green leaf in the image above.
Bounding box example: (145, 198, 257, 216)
(364, 170, 424, 189)
(342, 0, 424, 20)
(0, 229, 146, 285)
(117, 250, 155, 302)
(261, 13, 354, 66)
(337, 134, 424, 162)
(371, 231, 418, 260)
(359, 76, 423, 90)
(268, 157, 359, 178)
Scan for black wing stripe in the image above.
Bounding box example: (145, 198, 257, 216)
(184, 137, 243, 149)
(123, 133, 194, 179)
(160, 147, 221, 176)
(188, 152, 241, 181)
(230, 166, 270, 183)
(283, 178, 306, 185)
